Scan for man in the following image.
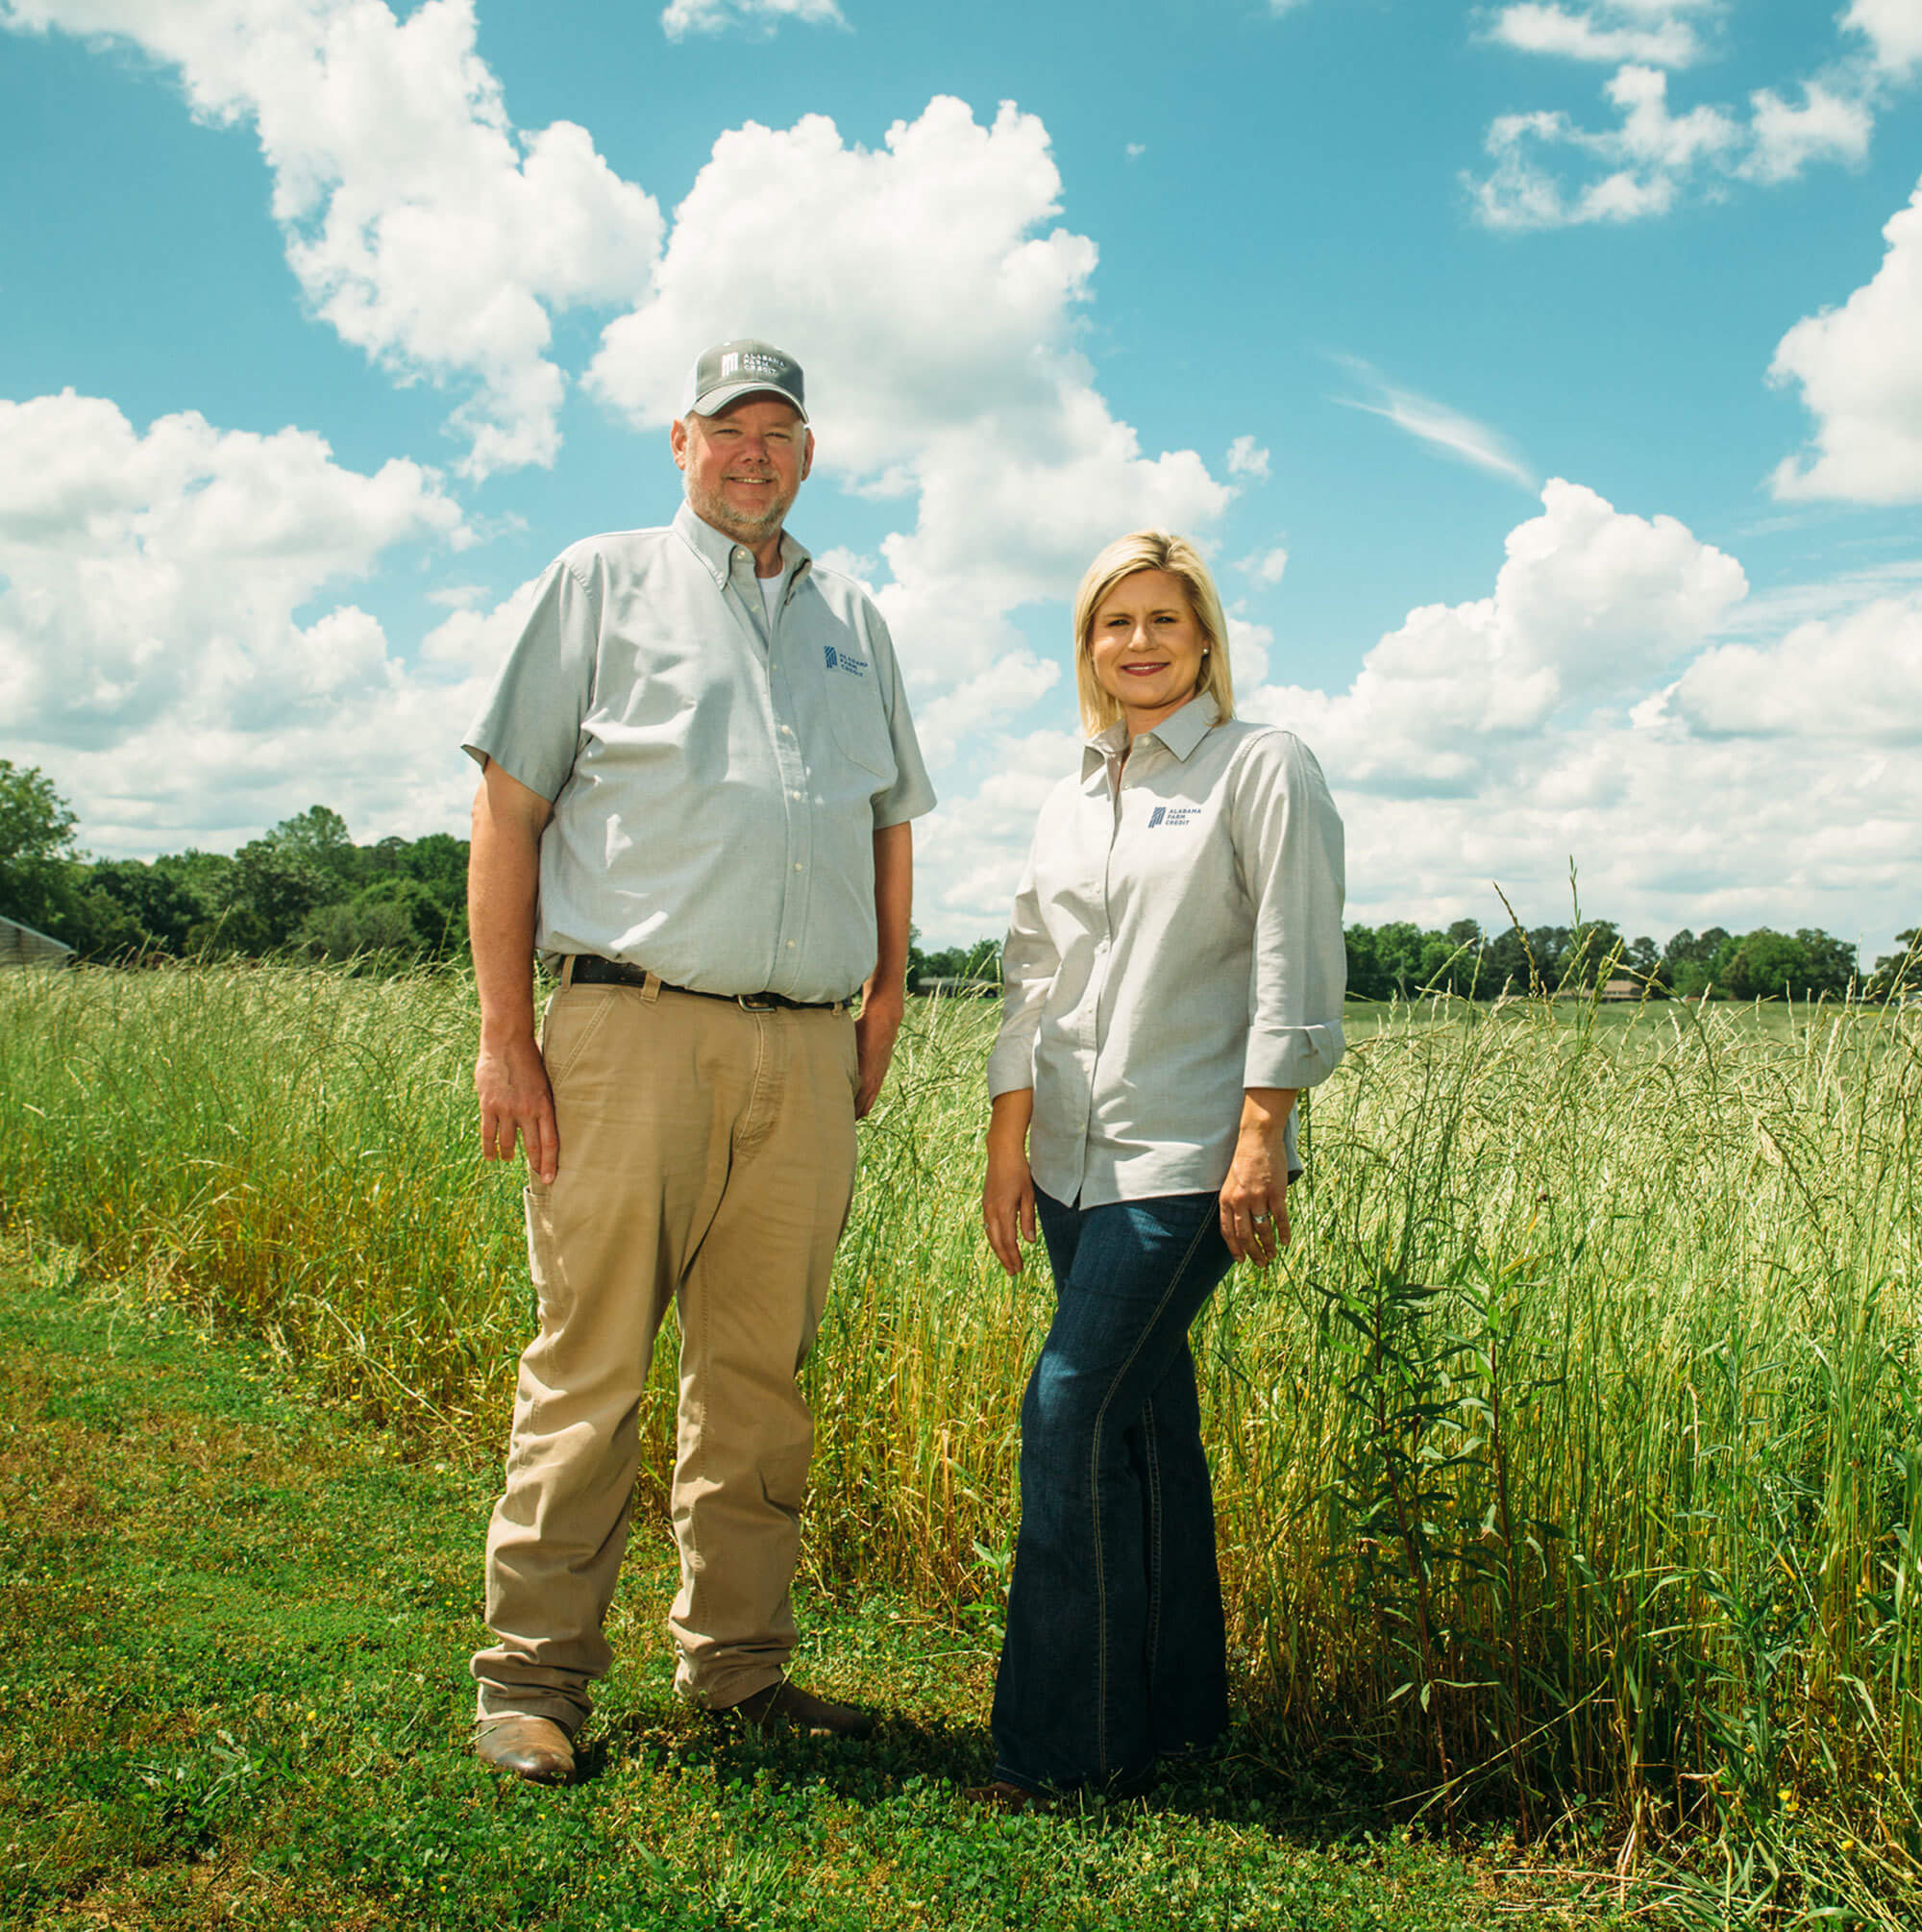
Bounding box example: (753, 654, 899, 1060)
(461, 339, 934, 1786)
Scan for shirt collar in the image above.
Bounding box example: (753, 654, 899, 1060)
(672, 500, 813, 591)
(1081, 693, 1220, 777)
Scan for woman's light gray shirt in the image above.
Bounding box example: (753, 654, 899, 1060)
(986, 697, 1345, 1208)
(463, 504, 935, 1004)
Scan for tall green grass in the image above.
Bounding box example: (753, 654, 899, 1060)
(3, 961, 1918, 1896)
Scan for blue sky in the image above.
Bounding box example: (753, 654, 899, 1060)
(2, 0, 1918, 954)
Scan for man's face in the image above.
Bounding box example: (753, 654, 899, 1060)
(671, 396, 814, 547)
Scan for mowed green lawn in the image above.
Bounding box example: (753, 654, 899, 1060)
(0, 1250, 1614, 1931)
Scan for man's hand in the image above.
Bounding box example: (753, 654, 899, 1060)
(856, 821, 914, 1121)
(468, 759, 555, 1180)
(1220, 1087, 1296, 1267)
(853, 983, 903, 1120)
(476, 1029, 559, 1185)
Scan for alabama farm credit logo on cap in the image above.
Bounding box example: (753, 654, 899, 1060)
(723, 351, 790, 380)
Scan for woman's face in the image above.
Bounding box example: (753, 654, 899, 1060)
(1087, 569, 1207, 737)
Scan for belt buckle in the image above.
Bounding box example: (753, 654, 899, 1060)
(735, 992, 777, 1012)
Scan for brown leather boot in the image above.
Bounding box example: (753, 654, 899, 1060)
(475, 1714, 577, 1785)
(723, 1678, 875, 1739)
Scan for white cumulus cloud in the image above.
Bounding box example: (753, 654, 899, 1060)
(0, 390, 480, 848)
(1, 0, 662, 476)
(1227, 435, 1271, 479)
(1486, 2, 1718, 69)
(1468, 4, 1916, 230)
(1769, 177, 1922, 504)
(1242, 479, 1746, 794)
(586, 96, 1232, 740)
(1847, 0, 1922, 79)
(1666, 595, 1922, 741)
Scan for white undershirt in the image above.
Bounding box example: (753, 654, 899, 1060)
(758, 570, 783, 628)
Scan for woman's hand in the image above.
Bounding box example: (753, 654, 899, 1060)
(1220, 1087, 1296, 1267)
(983, 1090, 1038, 1277)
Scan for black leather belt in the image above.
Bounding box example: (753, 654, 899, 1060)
(566, 954, 842, 1011)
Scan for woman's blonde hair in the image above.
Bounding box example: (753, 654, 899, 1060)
(1071, 530, 1236, 735)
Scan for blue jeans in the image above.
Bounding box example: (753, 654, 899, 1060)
(990, 1188, 1235, 1794)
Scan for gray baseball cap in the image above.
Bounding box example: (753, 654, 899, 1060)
(681, 339, 808, 424)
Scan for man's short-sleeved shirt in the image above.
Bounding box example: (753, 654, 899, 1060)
(463, 503, 936, 1004)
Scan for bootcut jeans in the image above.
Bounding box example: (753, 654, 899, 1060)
(989, 1186, 1236, 1795)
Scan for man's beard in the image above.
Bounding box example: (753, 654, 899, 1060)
(685, 474, 796, 544)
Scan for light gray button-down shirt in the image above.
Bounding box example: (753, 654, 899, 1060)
(464, 503, 936, 1004)
(986, 696, 1345, 1207)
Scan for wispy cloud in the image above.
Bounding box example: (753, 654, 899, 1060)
(661, 0, 846, 40)
(1226, 435, 1270, 479)
(1334, 357, 1538, 489)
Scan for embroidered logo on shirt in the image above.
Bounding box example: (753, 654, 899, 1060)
(1147, 805, 1199, 829)
(824, 645, 868, 678)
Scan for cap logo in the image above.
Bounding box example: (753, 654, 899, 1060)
(723, 351, 788, 380)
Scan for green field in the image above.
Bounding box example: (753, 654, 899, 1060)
(2, 963, 1919, 1925)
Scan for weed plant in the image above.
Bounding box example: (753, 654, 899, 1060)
(2, 961, 1918, 1920)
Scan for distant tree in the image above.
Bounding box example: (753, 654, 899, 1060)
(231, 837, 332, 950)
(1794, 928, 1859, 1000)
(912, 935, 1001, 989)
(1481, 926, 1535, 996)
(1719, 929, 1806, 1002)
(298, 877, 449, 964)
(1868, 929, 1919, 1001)
(1343, 925, 1386, 1001)
(263, 805, 359, 889)
(80, 856, 227, 956)
(1561, 920, 1623, 989)
(0, 760, 81, 934)
(1526, 925, 1574, 986)
(1663, 927, 1732, 999)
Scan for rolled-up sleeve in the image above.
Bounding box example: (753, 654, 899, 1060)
(461, 554, 599, 802)
(986, 836, 1060, 1100)
(1231, 732, 1346, 1092)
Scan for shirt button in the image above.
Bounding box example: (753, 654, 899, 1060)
(793, 862, 803, 872)
(790, 789, 803, 800)
(786, 940, 796, 949)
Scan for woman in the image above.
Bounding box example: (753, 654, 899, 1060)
(978, 530, 1345, 1802)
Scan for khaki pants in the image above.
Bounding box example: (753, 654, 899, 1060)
(470, 974, 859, 1728)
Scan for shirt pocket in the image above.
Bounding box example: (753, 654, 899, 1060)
(820, 650, 899, 785)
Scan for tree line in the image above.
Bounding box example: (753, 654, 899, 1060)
(1338, 917, 1919, 1003)
(2, 764, 466, 966)
(2, 761, 1915, 999)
